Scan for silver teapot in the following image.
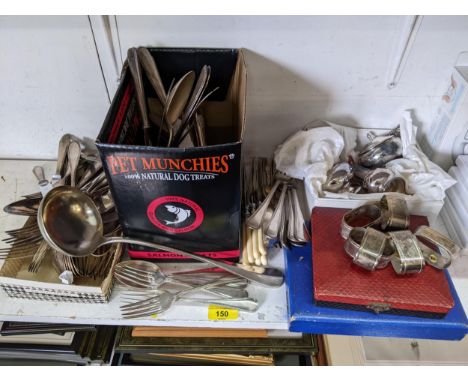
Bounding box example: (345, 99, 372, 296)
(358, 128, 403, 168)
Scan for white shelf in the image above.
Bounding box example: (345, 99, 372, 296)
(0, 159, 289, 329)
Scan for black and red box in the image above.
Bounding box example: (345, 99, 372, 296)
(96, 48, 246, 260)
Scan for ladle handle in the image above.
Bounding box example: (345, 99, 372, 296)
(102, 237, 283, 287)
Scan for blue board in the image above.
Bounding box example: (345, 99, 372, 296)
(284, 242, 468, 340)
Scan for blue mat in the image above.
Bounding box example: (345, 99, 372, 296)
(284, 242, 468, 340)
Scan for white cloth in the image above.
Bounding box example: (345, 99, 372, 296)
(324, 121, 359, 161)
(385, 151, 455, 200)
(274, 127, 344, 196)
(386, 111, 456, 201)
(274, 112, 456, 206)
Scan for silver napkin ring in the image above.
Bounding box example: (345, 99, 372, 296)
(415, 225, 459, 270)
(388, 230, 425, 275)
(345, 227, 392, 271)
(380, 195, 409, 231)
(323, 162, 353, 193)
(341, 203, 382, 239)
(364, 168, 394, 193)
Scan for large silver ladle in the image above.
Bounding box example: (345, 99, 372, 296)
(37, 186, 284, 288)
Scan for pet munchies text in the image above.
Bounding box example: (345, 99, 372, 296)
(106, 155, 230, 175)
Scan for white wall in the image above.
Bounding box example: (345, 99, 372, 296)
(0, 16, 109, 159)
(115, 16, 468, 157)
(2, 15, 468, 159)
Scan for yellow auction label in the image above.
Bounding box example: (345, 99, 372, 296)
(150, 314, 158, 318)
(208, 305, 239, 320)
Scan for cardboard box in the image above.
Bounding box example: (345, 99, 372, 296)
(96, 48, 246, 260)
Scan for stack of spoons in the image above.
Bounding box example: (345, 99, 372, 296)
(1, 134, 120, 280)
(127, 47, 217, 148)
(242, 159, 309, 263)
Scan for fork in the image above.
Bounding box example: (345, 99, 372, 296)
(121, 293, 258, 318)
(114, 265, 249, 299)
(119, 279, 258, 318)
(0, 245, 42, 261)
(28, 241, 50, 273)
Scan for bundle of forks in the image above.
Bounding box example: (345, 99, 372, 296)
(114, 260, 259, 318)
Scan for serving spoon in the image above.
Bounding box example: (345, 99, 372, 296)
(37, 186, 284, 288)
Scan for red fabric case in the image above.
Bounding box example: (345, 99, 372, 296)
(312, 207, 454, 317)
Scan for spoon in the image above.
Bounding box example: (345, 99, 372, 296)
(265, 183, 288, 239)
(52, 134, 71, 183)
(194, 112, 207, 147)
(66, 141, 81, 187)
(246, 180, 281, 230)
(179, 66, 210, 128)
(174, 86, 219, 147)
(174, 65, 210, 145)
(163, 71, 196, 146)
(3, 198, 40, 216)
(147, 97, 164, 124)
(166, 71, 195, 126)
(289, 187, 309, 244)
(37, 186, 284, 288)
(127, 47, 152, 146)
(147, 97, 172, 144)
(137, 47, 167, 104)
(76, 162, 103, 189)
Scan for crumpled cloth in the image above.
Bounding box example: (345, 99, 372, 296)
(274, 112, 456, 204)
(274, 126, 344, 195)
(386, 148, 456, 200)
(386, 112, 456, 201)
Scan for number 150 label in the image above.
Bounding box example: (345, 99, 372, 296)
(208, 305, 239, 320)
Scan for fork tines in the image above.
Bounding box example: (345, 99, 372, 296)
(114, 271, 155, 289)
(119, 292, 164, 318)
(27, 241, 50, 273)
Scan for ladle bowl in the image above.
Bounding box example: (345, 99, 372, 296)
(38, 186, 284, 287)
